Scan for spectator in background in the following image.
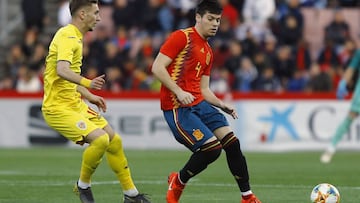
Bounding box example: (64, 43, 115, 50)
(233, 57, 258, 92)
(305, 63, 332, 92)
(141, 0, 164, 35)
(240, 29, 259, 59)
(21, 28, 40, 58)
(229, 0, 244, 12)
(28, 43, 47, 73)
(57, 0, 71, 26)
(299, 0, 327, 8)
(324, 9, 350, 51)
(104, 66, 123, 92)
(16, 64, 42, 93)
(112, 26, 131, 54)
(102, 42, 124, 71)
(278, 13, 302, 46)
(262, 34, 278, 67)
(254, 66, 282, 92)
(88, 25, 111, 75)
(167, 0, 196, 29)
(213, 16, 234, 43)
(219, 0, 239, 28)
(21, 0, 47, 32)
(157, 0, 174, 33)
(0, 77, 14, 90)
(241, 0, 276, 42)
(273, 45, 296, 87)
(99, 0, 113, 5)
(338, 0, 360, 7)
(112, 0, 135, 30)
(276, 0, 304, 44)
(224, 40, 243, 79)
(286, 69, 308, 91)
(210, 68, 231, 94)
(338, 39, 357, 66)
(293, 39, 312, 71)
(317, 39, 341, 70)
(5, 44, 26, 80)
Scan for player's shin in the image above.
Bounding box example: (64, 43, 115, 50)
(180, 140, 222, 183)
(220, 132, 251, 192)
(105, 134, 137, 192)
(79, 134, 109, 186)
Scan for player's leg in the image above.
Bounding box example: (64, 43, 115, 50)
(102, 125, 150, 203)
(75, 129, 110, 203)
(214, 127, 261, 203)
(163, 108, 222, 203)
(79, 129, 110, 188)
(321, 111, 357, 163)
(321, 86, 360, 163)
(197, 101, 261, 202)
(43, 107, 110, 203)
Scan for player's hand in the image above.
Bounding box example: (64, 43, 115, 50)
(176, 90, 195, 105)
(90, 74, 106, 90)
(88, 95, 107, 113)
(336, 79, 348, 99)
(221, 103, 238, 119)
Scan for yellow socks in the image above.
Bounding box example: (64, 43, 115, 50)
(79, 134, 109, 185)
(106, 134, 137, 192)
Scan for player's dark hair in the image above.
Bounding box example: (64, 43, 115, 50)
(195, 0, 223, 16)
(69, 0, 98, 16)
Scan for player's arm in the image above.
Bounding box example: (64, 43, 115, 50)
(337, 50, 360, 99)
(56, 60, 105, 89)
(77, 85, 107, 112)
(200, 76, 238, 119)
(152, 53, 195, 105)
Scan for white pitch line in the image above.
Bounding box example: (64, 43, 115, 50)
(0, 179, 360, 191)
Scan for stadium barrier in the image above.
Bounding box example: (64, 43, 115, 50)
(0, 91, 359, 151)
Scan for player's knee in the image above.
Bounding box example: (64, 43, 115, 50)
(92, 134, 110, 149)
(111, 133, 123, 145)
(200, 141, 222, 164)
(209, 147, 222, 163)
(106, 134, 123, 153)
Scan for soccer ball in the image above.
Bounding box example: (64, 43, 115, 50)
(310, 183, 340, 203)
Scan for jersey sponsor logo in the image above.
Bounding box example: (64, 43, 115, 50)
(76, 120, 87, 130)
(192, 129, 204, 141)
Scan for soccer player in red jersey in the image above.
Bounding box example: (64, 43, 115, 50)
(151, 1, 262, 203)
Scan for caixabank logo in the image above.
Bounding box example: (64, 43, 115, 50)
(28, 104, 68, 145)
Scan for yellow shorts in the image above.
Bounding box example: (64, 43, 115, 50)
(42, 102, 108, 144)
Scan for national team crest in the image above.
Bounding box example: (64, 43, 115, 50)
(206, 52, 211, 65)
(76, 121, 87, 130)
(192, 129, 204, 140)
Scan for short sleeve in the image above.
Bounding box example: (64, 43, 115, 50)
(160, 30, 187, 60)
(56, 31, 77, 63)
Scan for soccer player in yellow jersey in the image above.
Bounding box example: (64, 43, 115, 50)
(41, 1, 150, 203)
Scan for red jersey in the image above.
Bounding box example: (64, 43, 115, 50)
(159, 27, 213, 110)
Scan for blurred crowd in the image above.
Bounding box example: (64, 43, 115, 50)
(1, 0, 360, 93)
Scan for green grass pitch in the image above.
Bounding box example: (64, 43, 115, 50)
(0, 147, 359, 203)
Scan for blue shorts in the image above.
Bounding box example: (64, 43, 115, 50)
(163, 101, 229, 152)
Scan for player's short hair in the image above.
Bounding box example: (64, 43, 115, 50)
(195, 0, 223, 16)
(69, 0, 98, 16)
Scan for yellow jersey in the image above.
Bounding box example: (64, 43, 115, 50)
(42, 24, 84, 111)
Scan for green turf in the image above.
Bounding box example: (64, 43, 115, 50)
(0, 147, 358, 203)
